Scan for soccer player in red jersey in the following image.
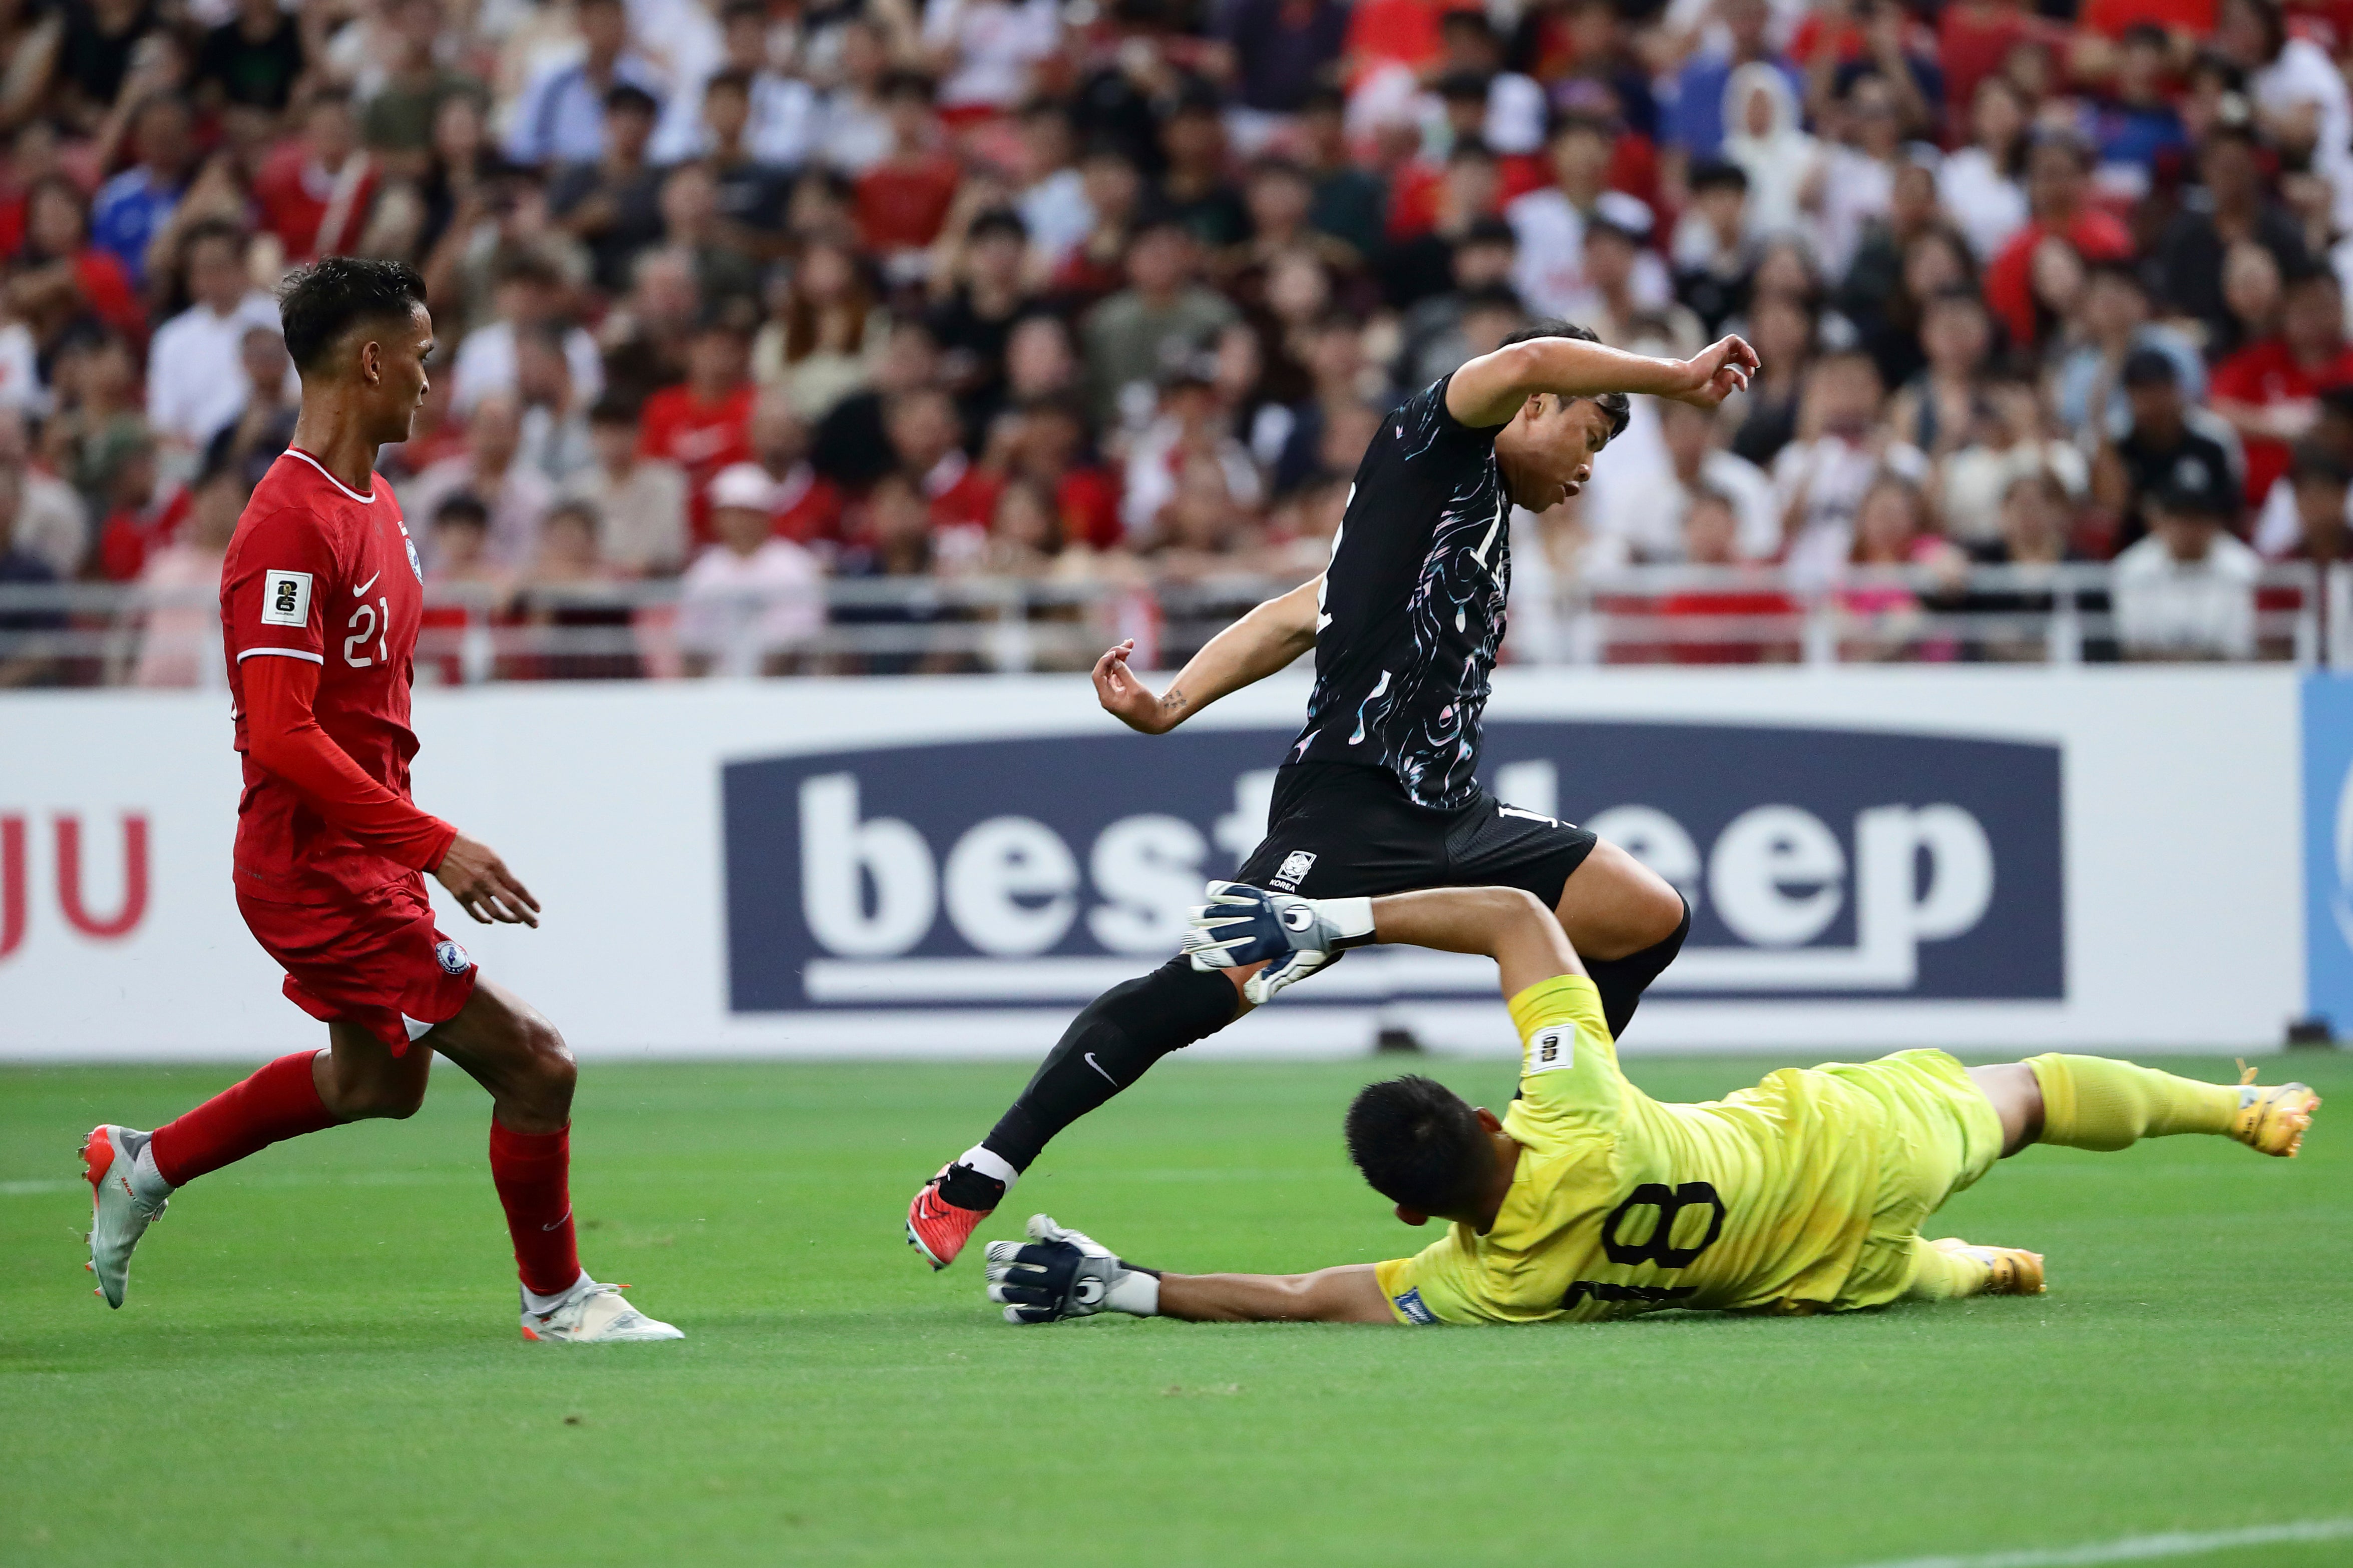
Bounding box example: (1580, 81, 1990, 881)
(80, 257, 681, 1344)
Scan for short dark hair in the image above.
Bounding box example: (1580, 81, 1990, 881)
(277, 256, 428, 373)
(434, 490, 490, 527)
(605, 82, 659, 117)
(2292, 442, 2352, 488)
(1689, 157, 1749, 194)
(588, 391, 640, 425)
(968, 206, 1028, 244)
(181, 217, 247, 261)
(1497, 319, 1631, 439)
(1345, 1076, 1490, 1216)
(705, 67, 753, 98)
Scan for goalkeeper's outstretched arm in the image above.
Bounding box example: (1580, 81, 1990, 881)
(1188, 882, 1585, 1005)
(984, 1215, 1400, 1325)
(1156, 1265, 1395, 1324)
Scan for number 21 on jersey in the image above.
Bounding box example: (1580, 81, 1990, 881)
(344, 596, 389, 667)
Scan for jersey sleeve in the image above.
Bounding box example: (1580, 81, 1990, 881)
(1421, 373, 1503, 445)
(224, 505, 337, 668)
(240, 656, 458, 871)
(1374, 1235, 1483, 1325)
(1500, 973, 1633, 1141)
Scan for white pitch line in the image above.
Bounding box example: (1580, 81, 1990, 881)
(0, 1178, 81, 1196)
(1845, 1519, 2353, 1568)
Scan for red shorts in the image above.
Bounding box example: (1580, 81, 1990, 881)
(237, 873, 479, 1055)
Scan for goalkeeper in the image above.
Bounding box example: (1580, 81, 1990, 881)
(985, 884, 2319, 1327)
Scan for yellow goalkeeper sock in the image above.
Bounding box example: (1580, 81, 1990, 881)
(2024, 1054, 2236, 1151)
(1903, 1237, 1989, 1301)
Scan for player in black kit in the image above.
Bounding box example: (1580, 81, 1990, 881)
(904, 321, 1761, 1270)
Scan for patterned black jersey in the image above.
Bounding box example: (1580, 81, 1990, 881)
(1286, 374, 1508, 810)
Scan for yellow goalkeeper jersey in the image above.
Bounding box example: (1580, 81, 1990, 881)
(1371, 974, 2003, 1326)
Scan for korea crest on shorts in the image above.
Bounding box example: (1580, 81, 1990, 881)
(435, 939, 474, 976)
(1270, 849, 1317, 890)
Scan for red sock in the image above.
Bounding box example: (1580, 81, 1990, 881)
(149, 1052, 340, 1187)
(489, 1120, 580, 1297)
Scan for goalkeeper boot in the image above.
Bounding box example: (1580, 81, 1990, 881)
(1930, 1237, 2046, 1297)
(2228, 1067, 2319, 1158)
(906, 1163, 999, 1270)
(82, 1125, 167, 1310)
(520, 1280, 683, 1343)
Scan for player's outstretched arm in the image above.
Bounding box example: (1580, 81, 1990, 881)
(1155, 1265, 1395, 1324)
(1092, 575, 1321, 735)
(1445, 333, 1759, 428)
(984, 1215, 1395, 1324)
(1368, 886, 1584, 999)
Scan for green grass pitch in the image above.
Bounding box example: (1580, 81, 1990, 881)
(4, 1053, 2349, 1568)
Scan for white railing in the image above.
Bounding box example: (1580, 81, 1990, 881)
(0, 561, 2334, 685)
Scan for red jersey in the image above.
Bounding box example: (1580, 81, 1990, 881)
(1983, 211, 2132, 347)
(252, 143, 381, 263)
(2210, 337, 2353, 502)
(97, 486, 192, 583)
(221, 448, 429, 901)
(2080, 0, 2212, 36)
(854, 156, 962, 252)
(769, 461, 847, 545)
(639, 380, 755, 539)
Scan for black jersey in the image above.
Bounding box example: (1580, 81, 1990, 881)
(1286, 375, 1509, 810)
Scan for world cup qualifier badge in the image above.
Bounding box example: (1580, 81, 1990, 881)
(1270, 850, 1317, 891)
(400, 521, 424, 583)
(435, 939, 474, 976)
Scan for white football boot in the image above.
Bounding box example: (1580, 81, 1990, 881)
(519, 1279, 684, 1343)
(82, 1125, 168, 1309)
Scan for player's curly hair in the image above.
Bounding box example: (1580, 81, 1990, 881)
(278, 256, 428, 374)
(1497, 319, 1633, 440)
(1345, 1075, 1491, 1217)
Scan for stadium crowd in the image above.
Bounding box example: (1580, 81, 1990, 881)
(0, 0, 2342, 682)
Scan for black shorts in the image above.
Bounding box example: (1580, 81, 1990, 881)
(1232, 762, 1598, 907)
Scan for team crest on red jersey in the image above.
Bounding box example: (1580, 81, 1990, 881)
(435, 939, 473, 975)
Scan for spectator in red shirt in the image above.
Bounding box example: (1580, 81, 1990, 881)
(252, 89, 382, 262)
(1653, 488, 1797, 664)
(2211, 264, 2353, 506)
(9, 175, 148, 350)
(999, 395, 1120, 550)
(887, 384, 999, 536)
(1982, 131, 2132, 350)
(854, 71, 960, 273)
(639, 315, 757, 541)
(93, 430, 190, 584)
(747, 389, 846, 548)
(1935, 0, 2057, 128)
(1345, 0, 1481, 85)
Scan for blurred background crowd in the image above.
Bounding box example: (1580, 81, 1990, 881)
(0, 0, 2344, 683)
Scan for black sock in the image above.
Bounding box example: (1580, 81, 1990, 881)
(971, 957, 1240, 1179)
(1582, 897, 1690, 1039)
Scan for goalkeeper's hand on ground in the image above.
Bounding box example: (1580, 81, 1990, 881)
(984, 1214, 1161, 1325)
(1180, 880, 1376, 1004)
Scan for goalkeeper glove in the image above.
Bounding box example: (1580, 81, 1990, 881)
(1180, 880, 1376, 1004)
(983, 1214, 1161, 1325)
